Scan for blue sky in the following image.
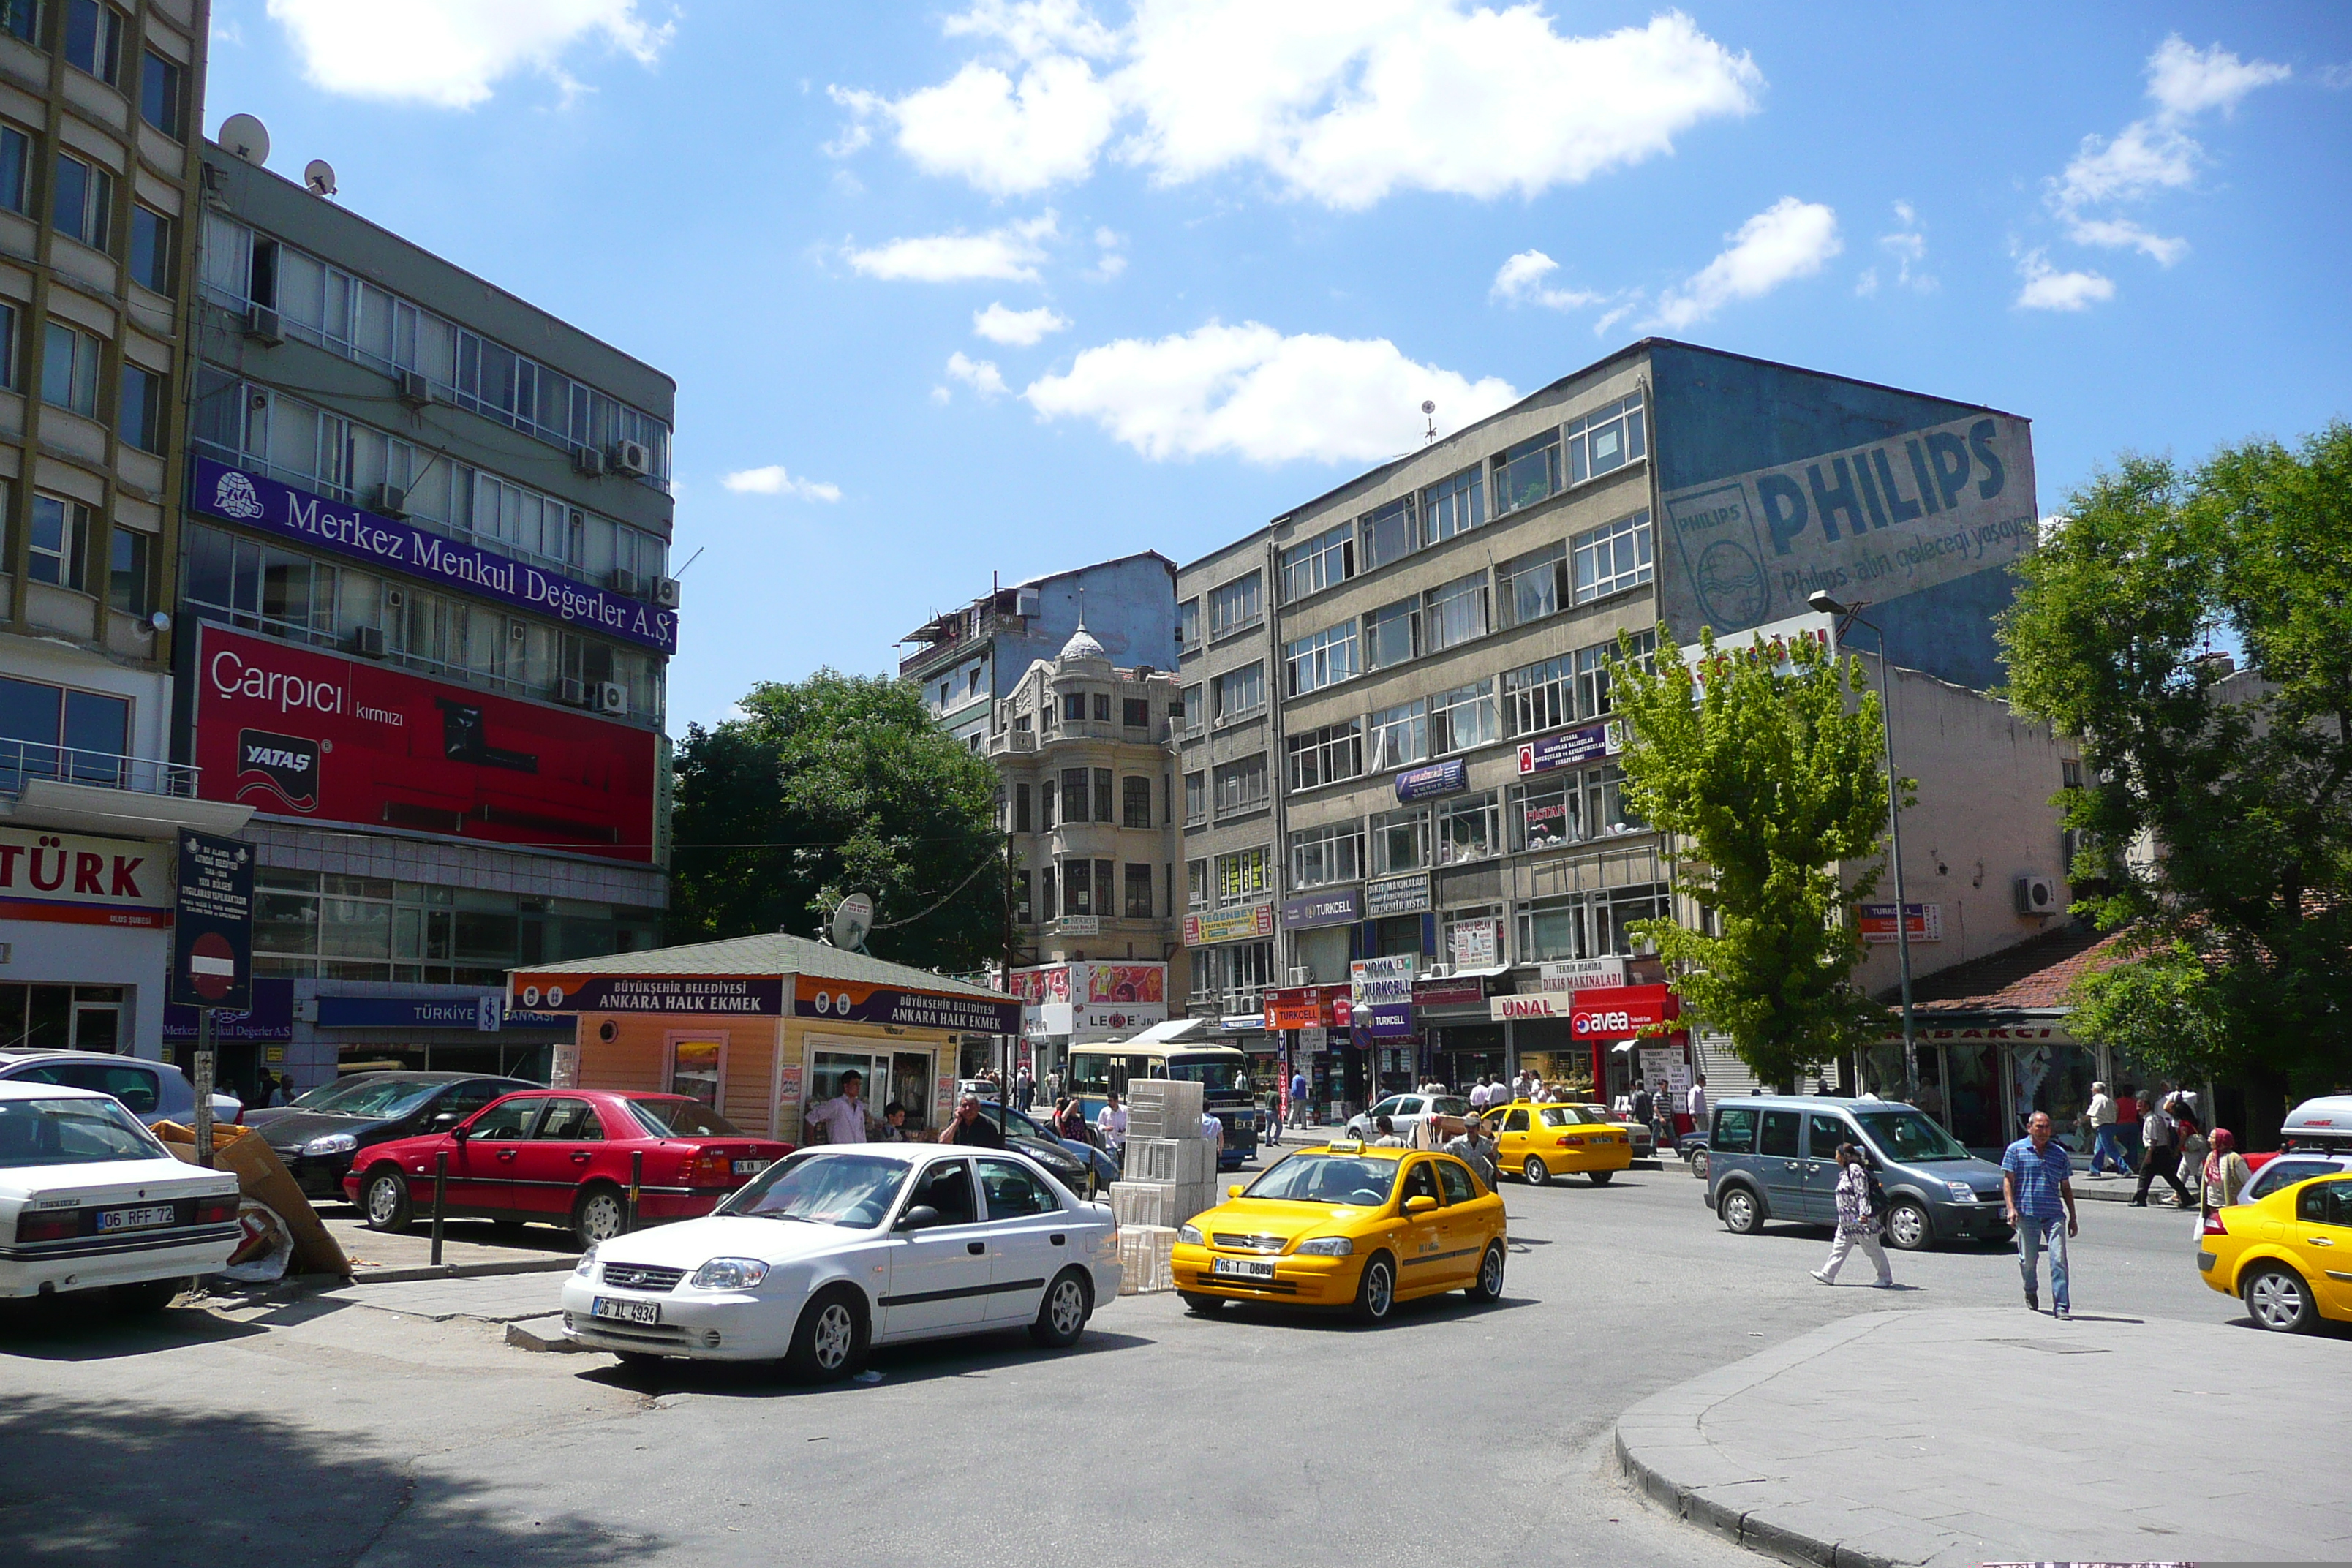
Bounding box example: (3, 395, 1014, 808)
(209, 3, 2352, 729)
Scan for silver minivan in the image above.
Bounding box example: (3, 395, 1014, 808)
(1704, 1096, 2012, 1251)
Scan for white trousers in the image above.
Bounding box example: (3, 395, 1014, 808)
(1818, 1226, 1891, 1284)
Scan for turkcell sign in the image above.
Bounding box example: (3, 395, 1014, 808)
(1395, 758, 1468, 802)
(1281, 888, 1362, 929)
(1518, 721, 1619, 776)
(192, 458, 679, 655)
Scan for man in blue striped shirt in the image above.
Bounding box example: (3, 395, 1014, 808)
(2002, 1111, 2081, 1318)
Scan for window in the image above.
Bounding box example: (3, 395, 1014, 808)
(1014, 871, 1034, 925)
(1093, 767, 1114, 823)
(1368, 807, 1428, 875)
(127, 206, 171, 293)
(1358, 496, 1415, 572)
(1123, 863, 1153, 919)
(1512, 881, 1667, 961)
(0, 301, 15, 390)
(978, 1156, 1060, 1218)
(1214, 846, 1272, 906)
(1422, 570, 1490, 653)
(1093, 693, 1111, 723)
(1289, 822, 1363, 889)
(1363, 596, 1418, 670)
(1576, 630, 1654, 717)
(118, 363, 163, 453)
(1286, 720, 1362, 793)
(1760, 1110, 1801, 1158)
(1284, 620, 1358, 696)
(64, 1, 124, 84)
(1713, 1106, 1757, 1153)
(1368, 698, 1428, 771)
(0, 674, 127, 789)
(1571, 510, 1654, 603)
(1063, 859, 1093, 916)
(1493, 427, 1561, 513)
(1014, 783, 1032, 834)
(106, 527, 148, 615)
(1280, 523, 1352, 603)
(1041, 779, 1057, 831)
(1183, 770, 1206, 824)
(1430, 679, 1498, 755)
(1213, 754, 1268, 817)
(1212, 662, 1266, 724)
(1207, 571, 1262, 638)
(1509, 776, 1578, 852)
(41, 323, 99, 417)
(140, 49, 184, 137)
(1177, 598, 1199, 649)
(28, 494, 91, 589)
(1422, 466, 1485, 546)
(0, 0, 31, 43)
(1496, 540, 1567, 628)
(1187, 859, 1209, 911)
(1177, 683, 1202, 734)
(0, 124, 26, 214)
(1435, 791, 1500, 864)
(1062, 691, 1086, 723)
(53, 152, 111, 250)
(1059, 767, 1090, 824)
(1122, 696, 1150, 729)
(1442, 904, 1504, 968)
(1039, 867, 1056, 919)
(1502, 655, 1572, 737)
(1566, 393, 1646, 484)
(1123, 774, 1153, 827)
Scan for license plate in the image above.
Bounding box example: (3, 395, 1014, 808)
(592, 1297, 660, 1325)
(98, 1205, 177, 1232)
(1211, 1257, 1275, 1280)
(733, 1158, 765, 1175)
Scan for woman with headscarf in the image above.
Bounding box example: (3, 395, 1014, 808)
(2198, 1128, 2252, 1235)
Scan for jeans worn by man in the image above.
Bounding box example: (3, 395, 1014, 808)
(2002, 1112, 2080, 1318)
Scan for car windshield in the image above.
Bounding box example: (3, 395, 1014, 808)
(0, 1096, 167, 1166)
(723, 1152, 908, 1227)
(1244, 1155, 1398, 1207)
(1166, 1058, 1245, 1093)
(293, 1077, 442, 1120)
(626, 1098, 743, 1137)
(1854, 1111, 1972, 1163)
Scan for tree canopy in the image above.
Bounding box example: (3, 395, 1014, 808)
(1609, 629, 1901, 1089)
(1998, 425, 2352, 1100)
(668, 670, 1004, 972)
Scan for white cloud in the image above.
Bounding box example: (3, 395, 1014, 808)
(1877, 200, 1934, 291)
(973, 302, 1071, 345)
(1648, 197, 1840, 331)
(264, 0, 670, 110)
(2144, 34, 2291, 119)
(1088, 225, 1128, 280)
(723, 465, 843, 502)
(2063, 216, 2188, 266)
(2013, 251, 2116, 312)
(1489, 250, 1603, 311)
(843, 213, 1060, 283)
(1021, 321, 1517, 464)
(946, 351, 1011, 399)
(832, 3, 1760, 210)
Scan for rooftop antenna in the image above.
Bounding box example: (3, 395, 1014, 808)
(219, 113, 271, 166)
(671, 546, 706, 577)
(304, 159, 337, 197)
(1422, 400, 1437, 445)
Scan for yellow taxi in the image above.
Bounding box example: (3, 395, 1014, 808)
(2196, 1172, 2352, 1333)
(1171, 1142, 1507, 1324)
(1484, 1101, 1634, 1186)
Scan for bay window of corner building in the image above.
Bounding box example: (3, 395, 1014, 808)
(252, 869, 661, 984)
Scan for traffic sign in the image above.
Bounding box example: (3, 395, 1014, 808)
(170, 832, 254, 1011)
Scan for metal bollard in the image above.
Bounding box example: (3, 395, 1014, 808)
(625, 1150, 642, 1234)
(430, 1151, 448, 1266)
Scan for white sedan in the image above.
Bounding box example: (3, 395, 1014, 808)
(1343, 1093, 1471, 1143)
(0, 1081, 242, 1309)
(561, 1143, 1120, 1379)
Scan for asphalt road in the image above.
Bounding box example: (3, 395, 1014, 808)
(0, 1151, 2233, 1568)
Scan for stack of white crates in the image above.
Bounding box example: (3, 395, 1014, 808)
(1109, 1079, 1221, 1294)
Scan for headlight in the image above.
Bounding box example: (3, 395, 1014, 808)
(688, 1257, 770, 1290)
(302, 1133, 358, 1156)
(573, 1245, 598, 1278)
(1945, 1181, 1973, 1202)
(1293, 1236, 1353, 1256)
(1177, 1224, 1204, 1245)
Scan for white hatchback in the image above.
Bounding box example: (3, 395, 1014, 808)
(0, 1081, 242, 1308)
(561, 1143, 1120, 1379)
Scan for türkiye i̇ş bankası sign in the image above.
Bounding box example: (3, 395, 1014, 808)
(192, 457, 678, 655)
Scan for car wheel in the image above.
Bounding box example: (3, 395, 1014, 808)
(110, 1278, 181, 1313)
(1883, 1202, 1932, 1252)
(1522, 1156, 1552, 1186)
(1689, 1150, 1710, 1181)
(1588, 1169, 1614, 1187)
(572, 1184, 627, 1245)
(1352, 1252, 1397, 1325)
(362, 1166, 413, 1232)
(1720, 1185, 1762, 1235)
(1466, 1242, 1505, 1303)
(2244, 1265, 2317, 1333)
(1178, 1291, 1226, 1315)
(1030, 1268, 1091, 1348)
(785, 1286, 869, 1381)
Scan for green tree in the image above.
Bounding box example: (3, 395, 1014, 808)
(668, 670, 1006, 971)
(1608, 630, 1904, 1089)
(1999, 426, 2352, 1103)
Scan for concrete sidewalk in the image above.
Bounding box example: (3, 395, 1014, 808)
(1616, 1306, 2348, 1567)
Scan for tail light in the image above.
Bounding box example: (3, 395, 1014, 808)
(196, 1195, 240, 1225)
(15, 1208, 79, 1243)
(2201, 1210, 2227, 1236)
(1558, 1135, 1586, 1148)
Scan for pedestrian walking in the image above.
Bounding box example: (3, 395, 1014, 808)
(1288, 1068, 1308, 1130)
(1629, 1079, 1654, 1141)
(2198, 1128, 2251, 1231)
(1444, 1115, 1500, 1191)
(2131, 1085, 2193, 1207)
(1686, 1074, 1708, 1137)
(1014, 1069, 1035, 1112)
(1262, 1087, 1283, 1146)
(2084, 1081, 2131, 1177)
(2002, 1110, 2080, 1318)
(1812, 1144, 1894, 1288)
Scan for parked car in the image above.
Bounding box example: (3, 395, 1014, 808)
(1705, 1096, 2013, 1251)
(0, 1049, 242, 1129)
(1485, 1102, 1633, 1185)
(0, 1080, 242, 1309)
(977, 1103, 1119, 1193)
(1676, 1130, 1711, 1180)
(2196, 1173, 2352, 1333)
(1343, 1093, 1470, 1143)
(346, 1089, 793, 1245)
(259, 1071, 535, 1199)
(562, 1142, 1118, 1377)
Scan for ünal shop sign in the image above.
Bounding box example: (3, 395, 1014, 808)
(192, 457, 679, 655)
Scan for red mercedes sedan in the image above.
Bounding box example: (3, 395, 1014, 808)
(342, 1090, 793, 1245)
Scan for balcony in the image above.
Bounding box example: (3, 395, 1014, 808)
(988, 730, 1039, 756)
(0, 742, 254, 839)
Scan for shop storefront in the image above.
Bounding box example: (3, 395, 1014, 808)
(0, 822, 181, 1060)
(1417, 970, 1503, 1090)
(1491, 981, 1686, 1120)
(1007, 960, 1169, 1091)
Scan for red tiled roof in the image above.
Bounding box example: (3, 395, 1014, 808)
(1886, 923, 2137, 1016)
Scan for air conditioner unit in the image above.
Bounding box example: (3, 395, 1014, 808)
(595, 682, 627, 716)
(385, 588, 406, 611)
(571, 445, 606, 478)
(396, 369, 431, 407)
(2015, 875, 2059, 916)
(370, 483, 407, 518)
(652, 576, 682, 609)
(1425, 963, 1451, 979)
(508, 622, 527, 645)
(608, 440, 652, 478)
(1287, 966, 1311, 985)
(609, 568, 643, 598)
(1014, 587, 1041, 618)
(348, 625, 386, 658)
(559, 676, 587, 707)
(242, 305, 282, 344)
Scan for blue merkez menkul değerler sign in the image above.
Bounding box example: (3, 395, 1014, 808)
(192, 458, 678, 655)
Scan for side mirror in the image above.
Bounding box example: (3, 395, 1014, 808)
(431, 1110, 463, 1128)
(448, 1122, 471, 1142)
(894, 1205, 942, 1232)
(1226, 1184, 1243, 1199)
(1403, 1195, 1439, 1216)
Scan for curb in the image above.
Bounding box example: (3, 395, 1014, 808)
(1613, 1426, 1897, 1568)
(505, 1316, 590, 1353)
(342, 1256, 580, 1286)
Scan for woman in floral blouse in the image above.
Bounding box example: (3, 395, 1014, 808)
(1812, 1142, 1895, 1288)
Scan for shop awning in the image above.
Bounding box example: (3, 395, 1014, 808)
(1431, 964, 1510, 980)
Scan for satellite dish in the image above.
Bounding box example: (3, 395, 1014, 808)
(219, 114, 271, 165)
(1421, 400, 1436, 415)
(829, 892, 875, 953)
(304, 159, 336, 197)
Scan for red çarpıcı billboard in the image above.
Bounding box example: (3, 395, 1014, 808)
(192, 622, 657, 864)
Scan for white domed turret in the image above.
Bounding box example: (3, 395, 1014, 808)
(1058, 622, 1109, 665)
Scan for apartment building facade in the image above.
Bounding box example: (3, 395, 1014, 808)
(171, 136, 676, 1095)
(0, 0, 222, 1060)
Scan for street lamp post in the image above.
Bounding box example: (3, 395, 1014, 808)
(1808, 592, 1919, 1109)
